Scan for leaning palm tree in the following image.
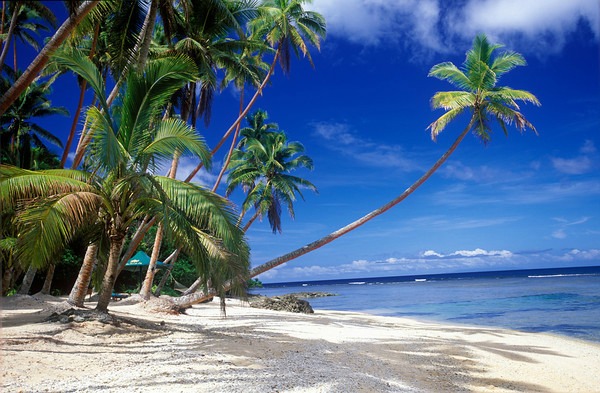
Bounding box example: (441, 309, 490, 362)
(174, 33, 540, 308)
(1, 54, 249, 313)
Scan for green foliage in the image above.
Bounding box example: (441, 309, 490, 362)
(247, 278, 263, 288)
(227, 110, 317, 233)
(427, 34, 540, 143)
(171, 255, 198, 287)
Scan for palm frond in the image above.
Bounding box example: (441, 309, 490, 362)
(16, 191, 103, 268)
(51, 48, 109, 113)
(428, 62, 472, 91)
(430, 91, 475, 111)
(136, 118, 212, 170)
(427, 107, 466, 141)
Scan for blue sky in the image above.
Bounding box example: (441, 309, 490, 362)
(19, 1, 600, 283)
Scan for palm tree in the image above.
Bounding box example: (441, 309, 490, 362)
(174, 33, 540, 308)
(184, 0, 325, 181)
(1, 55, 249, 313)
(226, 112, 316, 232)
(0, 1, 56, 71)
(0, 69, 67, 169)
(0, 0, 105, 116)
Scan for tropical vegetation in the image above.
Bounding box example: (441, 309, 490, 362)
(0, 1, 539, 320)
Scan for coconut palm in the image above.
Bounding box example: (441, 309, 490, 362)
(226, 112, 316, 233)
(0, 68, 67, 169)
(174, 33, 540, 308)
(184, 0, 325, 181)
(0, 1, 56, 71)
(1, 54, 249, 313)
(0, 1, 106, 116)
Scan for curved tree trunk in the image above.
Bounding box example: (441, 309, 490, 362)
(185, 48, 281, 182)
(67, 241, 98, 307)
(96, 234, 125, 313)
(0, 0, 100, 116)
(17, 265, 36, 295)
(40, 263, 55, 295)
(174, 121, 474, 308)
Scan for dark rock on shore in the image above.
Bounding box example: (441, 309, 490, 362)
(250, 294, 314, 314)
(292, 292, 336, 299)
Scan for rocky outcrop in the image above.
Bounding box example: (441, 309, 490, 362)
(292, 292, 336, 299)
(250, 294, 314, 314)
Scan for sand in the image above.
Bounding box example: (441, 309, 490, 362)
(1, 294, 600, 392)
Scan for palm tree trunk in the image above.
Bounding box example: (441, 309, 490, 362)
(139, 223, 163, 299)
(153, 249, 180, 296)
(0, 0, 20, 71)
(0, 1, 100, 116)
(70, 95, 97, 169)
(60, 80, 87, 167)
(174, 121, 474, 308)
(40, 263, 55, 295)
(243, 210, 260, 233)
(67, 241, 98, 307)
(184, 48, 281, 182)
(17, 265, 36, 295)
(60, 23, 99, 168)
(212, 87, 245, 192)
(96, 234, 125, 313)
(139, 146, 180, 299)
(117, 216, 156, 274)
(136, 0, 157, 72)
(181, 276, 203, 296)
(1, 1, 6, 39)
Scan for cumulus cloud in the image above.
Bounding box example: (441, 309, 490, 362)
(310, 0, 599, 55)
(310, 0, 443, 50)
(455, 0, 599, 51)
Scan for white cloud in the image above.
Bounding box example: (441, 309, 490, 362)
(310, 0, 443, 50)
(456, 0, 599, 51)
(175, 156, 218, 186)
(310, 0, 599, 56)
(552, 229, 567, 239)
(421, 250, 444, 258)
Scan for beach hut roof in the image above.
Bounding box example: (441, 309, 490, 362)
(125, 251, 167, 269)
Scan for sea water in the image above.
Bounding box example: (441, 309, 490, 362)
(252, 266, 600, 343)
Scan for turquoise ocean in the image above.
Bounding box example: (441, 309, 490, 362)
(252, 266, 600, 343)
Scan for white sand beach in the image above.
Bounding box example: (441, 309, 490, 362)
(2, 294, 600, 392)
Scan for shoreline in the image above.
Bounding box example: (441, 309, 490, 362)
(2, 294, 600, 392)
